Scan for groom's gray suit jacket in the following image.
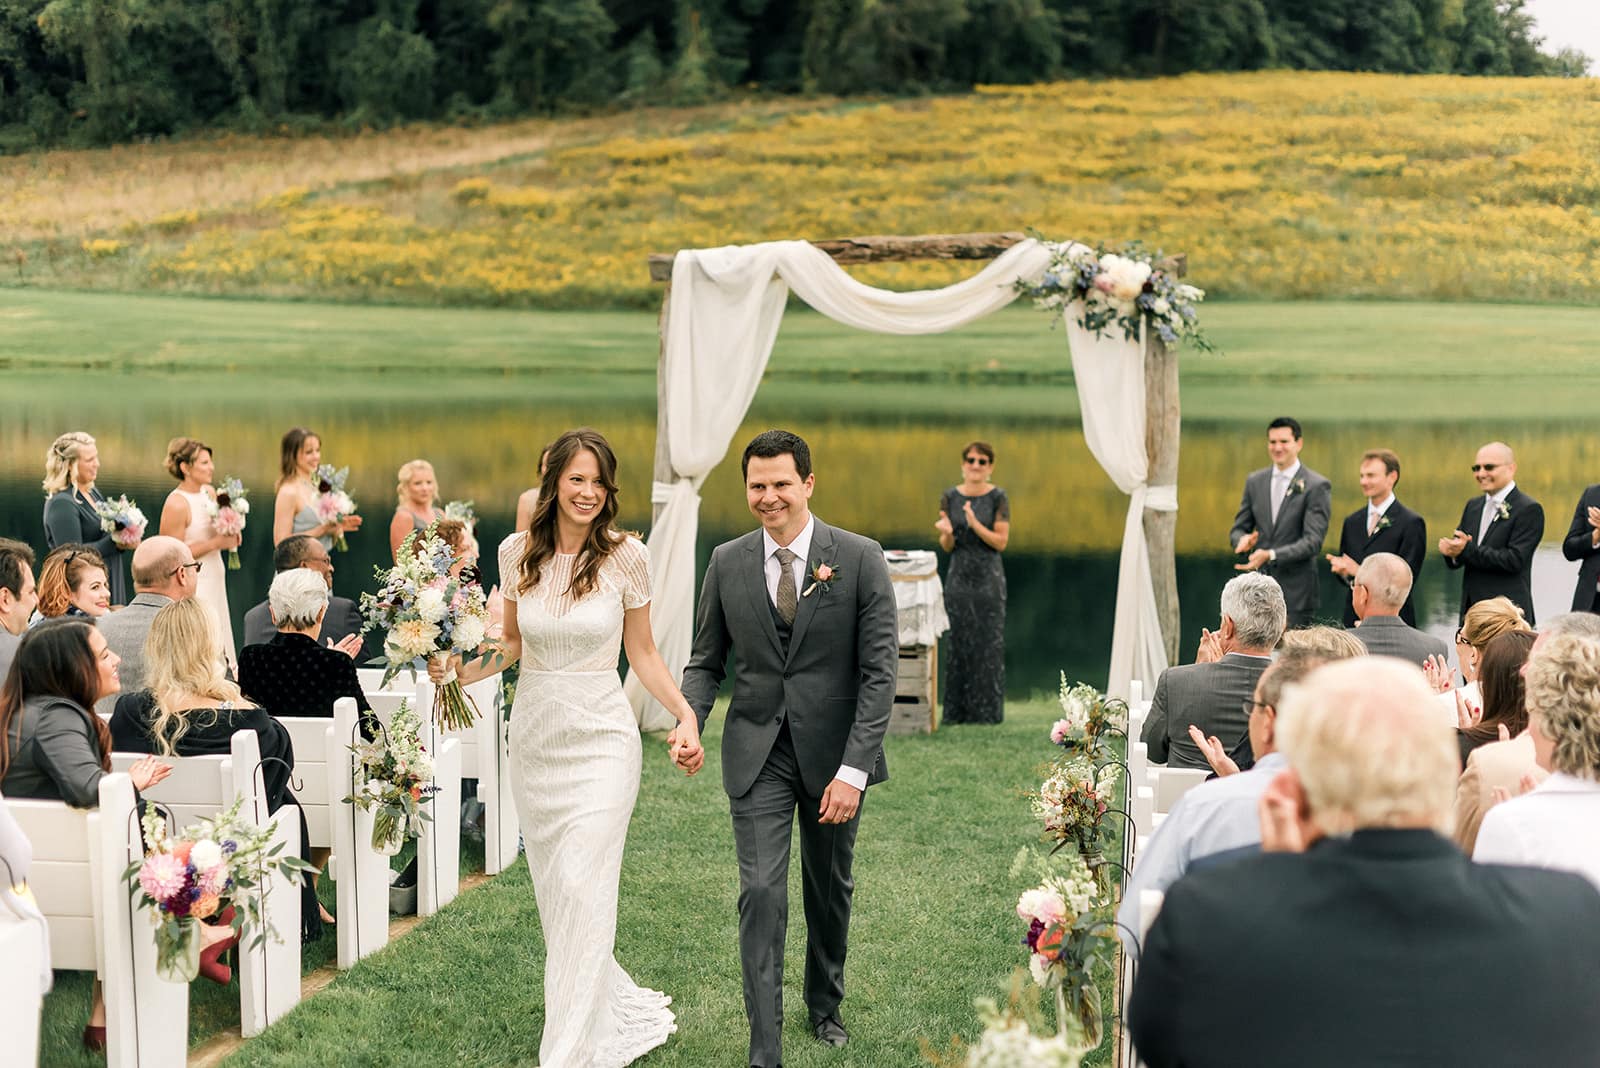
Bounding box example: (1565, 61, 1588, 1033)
(681, 519, 898, 798)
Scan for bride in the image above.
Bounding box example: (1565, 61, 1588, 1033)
(435, 427, 705, 1066)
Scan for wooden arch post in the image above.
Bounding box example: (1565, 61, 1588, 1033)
(645, 232, 1184, 664)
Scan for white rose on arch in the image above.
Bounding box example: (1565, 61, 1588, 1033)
(1098, 254, 1152, 302)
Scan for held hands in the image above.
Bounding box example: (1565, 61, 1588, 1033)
(1421, 654, 1455, 694)
(1187, 724, 1240, 777)
(326, 633, 364, 659)
(666, 722, 704, 776)
(128, 755, 173, 792)
(819, 778, 861, 825)
(1439, 530, 1472, 558)
(1233, 530, 1259, 555)
(1325, 552, 1358, 579)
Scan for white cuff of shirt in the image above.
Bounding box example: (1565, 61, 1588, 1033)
(1267, 548, 1277, 562)
(833, 765, 869, 791)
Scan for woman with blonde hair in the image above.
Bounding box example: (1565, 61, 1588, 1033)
(271, 426, 362, 549)
(41, 431, 135, 606)
(1425, 596, 1534, 725)
(33, 545, 111, 621)
(390, 458, 443, 561)
(158, 437, 240, 671)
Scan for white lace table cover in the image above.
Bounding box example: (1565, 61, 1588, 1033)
(885, 550, 948, 647)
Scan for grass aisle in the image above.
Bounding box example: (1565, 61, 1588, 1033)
(219, 700, 1103, 1066)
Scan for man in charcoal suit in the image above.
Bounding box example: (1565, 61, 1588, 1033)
(1229, 417, 1332, 627)
(1561, 482, 1600, 614)
(95, 536, 198, 714)
(679, 430, 899, 1068)
(1348, 553, 1449, 666)
(242, 535, 364, 653)
(1440, 441, 1544, 624)
(1129, 658, 1600, 1068)
(1140, 573, 1285, 772)
(1325, 448, 1427, 627)
(0, 538, 38, 683)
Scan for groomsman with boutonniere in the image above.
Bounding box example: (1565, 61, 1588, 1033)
(1560, 481, 1600, 614)
(1228, 417, 1332, 628)
(1440, 441, 1544, 624)
(1325, 449, 1427, 627)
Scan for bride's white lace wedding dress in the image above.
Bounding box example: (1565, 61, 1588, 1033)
(499, 532, 676, 1066)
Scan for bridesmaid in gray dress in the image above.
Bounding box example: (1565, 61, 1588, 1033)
(41, 432, 135, 606)
(935, 441, 1010, 724)
(271, 426, 363, 551)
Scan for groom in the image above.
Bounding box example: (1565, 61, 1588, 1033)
(678, 429, 899, 1068)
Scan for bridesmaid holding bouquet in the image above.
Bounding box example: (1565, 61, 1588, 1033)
(41, 432, 136, 606)
(158, 437, 240, 671)
(272, 427, 362, 550)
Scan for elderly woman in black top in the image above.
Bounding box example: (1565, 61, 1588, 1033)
(238, 568, 371, 721)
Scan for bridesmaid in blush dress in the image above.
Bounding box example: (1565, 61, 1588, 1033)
(272, 426, 362, 551)
(935, 440, 1010, 724)
(158, 437, 241, 672)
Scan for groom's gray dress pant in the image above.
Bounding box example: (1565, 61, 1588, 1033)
(729, 719, 860, 1068)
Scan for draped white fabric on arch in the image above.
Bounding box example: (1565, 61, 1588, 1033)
(624, 237, 1172, 728)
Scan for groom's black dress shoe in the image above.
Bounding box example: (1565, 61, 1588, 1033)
(812, 1014, 849, 1047)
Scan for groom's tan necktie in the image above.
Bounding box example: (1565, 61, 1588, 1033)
(774, 547, 798, 625)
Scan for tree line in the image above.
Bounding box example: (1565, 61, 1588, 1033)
(0, 0, 1585, 150)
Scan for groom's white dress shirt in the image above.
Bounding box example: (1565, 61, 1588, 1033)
(763, 516, 869, 793)
(1477, 481, 1517, 544)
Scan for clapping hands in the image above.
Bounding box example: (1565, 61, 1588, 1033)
(1438, 530, 1472, 558)
(1233, 530, 1259, 555)
(1187, 724, 1240, 778)
(326, 633, 364, 658)
(1421, 654, 1455, 694)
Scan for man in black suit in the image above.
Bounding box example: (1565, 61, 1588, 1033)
(242, 535, 364, 653)
(1130, 658, 1600, 1068)
(1561, 482, 1600, 613)
(1140, 573, 1285, 771)
(1348, 553, 1449, 666)
(1441, 441, 1544, 624)
(1325, 448, 1426, 626)
(1229, 416, 1332, 627)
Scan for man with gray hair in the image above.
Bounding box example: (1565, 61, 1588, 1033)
(1139, 573, 1286, 770)
(95, 535, 199, 713)
(1131, 658, 1600, 1067)
(1348, 552, 1449, 666)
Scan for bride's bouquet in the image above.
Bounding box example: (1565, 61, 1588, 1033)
(92, 494, 146, 550)
(314, 464, 357, 552)
(204, 476, 250, 569)
(344, 698, 436, 854)
(360, 524, 491, 731)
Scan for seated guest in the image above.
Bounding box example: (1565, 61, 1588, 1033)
(239, 569, 371, 721)
(1457, 629, 1535, 765)
(1429, 595, 1533, 722)
(1276, 623, 1366, 660)
(0, 620, 170, 1050)
(33, 544, 111, 622)
(1120, 644, 1354, 955)
(112, 598, 325, 941)
(1455, 613, 1600, 851)
(0, 538, 38, 682)
(1348, 552, 1449, 665)
(94, 535, 200, 715)
(242, 535, 363, 654)
(1475, 630, 1600, 889)
(1139, 573, 1285, 770)
(1130, 658, 1600, 1068)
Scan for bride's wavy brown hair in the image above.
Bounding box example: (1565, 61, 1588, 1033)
(516, 428, 625, 601)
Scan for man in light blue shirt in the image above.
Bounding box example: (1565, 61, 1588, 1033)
(1120, 644, 1339, 956)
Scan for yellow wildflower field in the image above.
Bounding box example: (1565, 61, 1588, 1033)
(9, 72, 1600, 308)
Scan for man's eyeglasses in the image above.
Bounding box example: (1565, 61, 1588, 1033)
(963, 456, 991, 466)
(1471, 463, 1500, 473)
(1241, 699, 1272, 718)
(170, 561, 202, 577)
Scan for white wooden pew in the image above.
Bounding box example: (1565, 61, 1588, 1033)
(276, 717, 336, 850)
(365, 681, 462, 916)
(13, 774, 186, 1066)
(0, 916, 44, 1068)
(1152, 767, 1210, 814)
(329, 697, 392, 968)
(112, 730, 302, 1036)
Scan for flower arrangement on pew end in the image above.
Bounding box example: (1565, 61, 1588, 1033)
(345, 698, 437, 855)
(922, 973, 1090, 1068)
(1016, 241, 1213, 352)
(361, 523, 491, 731)
(125, 798, 313, 983)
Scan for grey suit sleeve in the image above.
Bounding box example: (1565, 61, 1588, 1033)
(679, 552, 729, 732)
(1228, 477, 1256, 548)
(843, 540, 897, 777)
(1273, 477, 1331, 564)
(1140, 670, 1171, 763)
(35, 711, 106, 809)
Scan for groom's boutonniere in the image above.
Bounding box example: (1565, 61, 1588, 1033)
(1287, 476, 1307, 498)
(1496, 500, 1511, 521)
(1376, 516, 1392, 532)
(802, 561, 840, 598)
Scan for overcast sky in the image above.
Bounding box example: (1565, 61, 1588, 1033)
(1526, 0, 1599, 70)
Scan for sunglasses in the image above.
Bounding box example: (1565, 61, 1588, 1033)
(169, 561, 202, 577)
(1470, 463, 1500, 473)
(963, 456, 991, 466)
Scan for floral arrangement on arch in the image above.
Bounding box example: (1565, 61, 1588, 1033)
(203, 476, 250, 569)
(360, 523, 491, 730)
(314, 463, 357, 552)
(125, 797, 313, 982)
(93, 495, 147, 551)
(344, 698, 437, 854)
(1016, 241, 1212, 352)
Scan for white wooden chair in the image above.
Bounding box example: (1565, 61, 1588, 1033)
(1152, 767, 1210, 814)
(111, 729, 302, 1036)
(0, 916, 43, 1068)
(329, 697, 391, 968)
(1132, 784, 1156, 836)
(13, 773, 187, 1066)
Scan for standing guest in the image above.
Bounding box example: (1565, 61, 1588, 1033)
(0, 621, 171, 1051)
(238, 569, 371, 721)
(1440, 441, 1543, 624)
(1457, 630, 1536, 765)
(271, 426, 362, 550)
(1129, 657, 1600, 1068)
(1346, 553, 1449, 665)
(0, 539, 38, 682)
(1561, 481, 1600, 613)
(158, 437, 240, 672)
(1475, 631, 1600, 889)
(34, 545, 111, 622)
(242, 535, 364, 652)
(934, 440, 1010, 724)
(1325, 449, 1426, 626)
(389, 459, 443, 562)
(1140, 573, 1285, 771)
(513, 445, 554, 532)
(1228, 417, 1331, 628)
(93, 536, 200, 714)
(41, 431, 136, 606)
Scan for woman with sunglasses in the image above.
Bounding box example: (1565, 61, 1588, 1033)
(935, 440, 1011, 724)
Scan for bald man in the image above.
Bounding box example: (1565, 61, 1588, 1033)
(1349, 553, 1449, 665)
(95, 535, 200, 713)
(1440, 442, 1544, 624)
